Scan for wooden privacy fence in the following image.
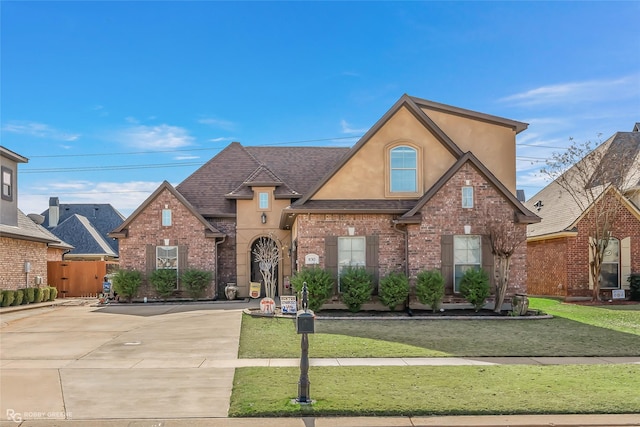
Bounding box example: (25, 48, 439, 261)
(47, 261, 119, 297)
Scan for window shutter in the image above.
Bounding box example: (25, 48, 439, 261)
(325, 236, 338, 294)
(482, 235, 495, 287)
(441, 235, 453, 293)
(146, 244, 155, 276)
(366, 235, 379, 292)
(178, 245, 188, 270)
(621, 237, 631, 290)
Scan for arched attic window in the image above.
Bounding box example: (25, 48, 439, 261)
(386, 144, 421, 196)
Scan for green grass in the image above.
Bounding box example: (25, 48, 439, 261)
(230, 365, 640, 417)
(529, 297, 640, 335)
(238, 298, 640, 357)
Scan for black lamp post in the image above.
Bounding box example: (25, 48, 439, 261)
(295, 281, 314, 404)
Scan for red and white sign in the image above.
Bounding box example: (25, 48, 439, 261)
(260, 297, 275, 314)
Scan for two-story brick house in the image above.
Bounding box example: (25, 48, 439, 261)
(0, 146, 71, 291)
(111, 94, 539, 305)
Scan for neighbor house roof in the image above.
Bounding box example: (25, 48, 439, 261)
(176, 142, 350, 216)
(51, 214, 117, 258)
(41, 202, 126, 254)
(0, 209, 72, 249)
(525, 129, 640, 239)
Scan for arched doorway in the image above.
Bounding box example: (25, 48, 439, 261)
(250, 237, 279, 298)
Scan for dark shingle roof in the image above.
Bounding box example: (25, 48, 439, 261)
(52, 214, 117, 257)
(0, 209, 70, 248)
(41, 203, 125, 253)
(176, 142, 349, 216)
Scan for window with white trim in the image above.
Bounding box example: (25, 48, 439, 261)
(453, 235, 481, 292)
(259, 192, 269, 209)
(462, 186, 474, 208)
(338, 236, 366, 291)
(162, 209, 172, 226)
(390, 146, 417, 193)
(600, 238, 620, 288)
(156, 246, 178, 289)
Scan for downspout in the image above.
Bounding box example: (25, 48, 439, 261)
(215, 235, 226, 300)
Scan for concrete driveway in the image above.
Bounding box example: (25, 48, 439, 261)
(0, 302, 248, 421)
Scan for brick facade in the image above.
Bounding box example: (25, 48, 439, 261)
(0, 237, 48, 290)
(527, 193, 640, 298)
(117, 188, 218, 299)
(294, 163, 528, 301)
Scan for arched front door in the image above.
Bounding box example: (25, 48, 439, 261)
(251, 237, 279, 297)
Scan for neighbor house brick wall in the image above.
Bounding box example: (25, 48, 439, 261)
(0, 237, 48, 290)
(527, 238, 568, 297)
(566, 194, 640, 298)
(117, 188, 218, 299)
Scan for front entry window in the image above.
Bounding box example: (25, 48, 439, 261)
(338, 236, 366, 291)
(453, 235, 481, 292)
(600, 238, 620, 288)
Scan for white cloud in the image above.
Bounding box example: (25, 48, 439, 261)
(340, 119, 367, 134)
(2, 121, 80, 141)
(500, 75, 640, 107)
(175, 155, 200, 160)
(209, 137, 234, 142)
(120, 124, 194, 150)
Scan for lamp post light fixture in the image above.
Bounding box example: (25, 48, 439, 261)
(294, 281, 315, 405)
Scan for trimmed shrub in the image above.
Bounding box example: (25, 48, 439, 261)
(339, 266, 373, 312)
(113, 269, 142, 303)
(149, 269, 178, 300)
(24, 287, 35, 303)
(379, 271, 409, 311)
(33, 287, 44, 303)
(2, 290, 15, 307)
(460, 268, 491, 312)
(416, 269, 445, 313)
(181, 269, 213, 300)
(41, 287, 50, 302)
(629, 273, 640, 301)
(291, 267, 334, 312)
(49, 286, 58, 300)
(0, 291, 3, 306)
(12, 289, 24, 306)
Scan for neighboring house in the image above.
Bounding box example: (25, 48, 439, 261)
(41, 198, 125, 260)
(0, 146, 72, 291)
(525, 125, 640, 299)
(111, 94, 539, 305)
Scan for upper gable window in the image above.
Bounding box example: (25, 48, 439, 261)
(390, 146, 417, 193)
(1, 166, 13, 201)
(259, 192, 269, 210)
(162, 209, 172, 226)
(462, 186, 474, 208)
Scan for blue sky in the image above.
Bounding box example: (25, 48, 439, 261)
(2, 1, 639, 217)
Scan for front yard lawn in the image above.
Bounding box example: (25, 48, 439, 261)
(238, 298, 640, 358)
(230, 364, 640, 417)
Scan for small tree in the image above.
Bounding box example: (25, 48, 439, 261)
(113, 269, 142, 303)
(340, 266, 373, 312)
(379, 271, 409, 311)
(181, 269, 213, 300)
(291, 267, 334, 312)
(460, 268, 490, 312)
(252, 235, 281, 299)
(416, 269, 445, 313)
(542, 137, 638, 301)
(486, 218, 526, 313)
(149, 269, 178, 301)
